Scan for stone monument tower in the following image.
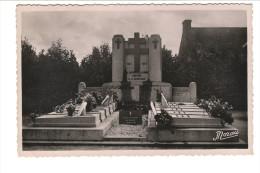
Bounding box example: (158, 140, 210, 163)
(103, 32, 172, 102)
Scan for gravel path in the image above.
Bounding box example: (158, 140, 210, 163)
(106, 118, 147, 137)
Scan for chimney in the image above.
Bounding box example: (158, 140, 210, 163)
(182, 20, 192, 33)
(134, 32, 140, 38)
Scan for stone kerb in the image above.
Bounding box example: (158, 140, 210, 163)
(99, 95, 113, 115)
(75, 102, 87, 116)
(189, 82, 197, 103)
(150, 101, 157, 115)
(101, 95, 110, 106)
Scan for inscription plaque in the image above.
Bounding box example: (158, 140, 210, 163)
(119, 110, 142, 125)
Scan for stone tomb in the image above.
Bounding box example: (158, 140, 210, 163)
(152, 101, 221, 128)
(23, 112, 119, 141)
(147, 100, 239, 142)
(24, 95, 119, 141)
(103, 32, 172, 102)
(34, 95, 117, 128)
(34, 102, 101, 127)
(34, 113, 101, 127)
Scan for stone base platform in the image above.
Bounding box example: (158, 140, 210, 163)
(23, 138, 247, 149)
(23, 111, 119, 141)
(34, 113, 101, 127)
(147, 123, 239, 142)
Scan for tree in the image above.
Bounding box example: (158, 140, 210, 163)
(22, 39, 80, 114)
(161, 45, 178, 85)
(171, 44, 247, 110)
(80, 43, 112, 86)
(22, 38, 38, 114)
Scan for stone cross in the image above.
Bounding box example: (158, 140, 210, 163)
(78, 82, 86, 93)
(127, 33, 148, 72)
(115, 38, 121, 49)
(152, 39, 158, 49)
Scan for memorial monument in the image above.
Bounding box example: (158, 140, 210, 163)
(103, 32, 172, 103)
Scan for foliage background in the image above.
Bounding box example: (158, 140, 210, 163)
(22, 38, 247, 114)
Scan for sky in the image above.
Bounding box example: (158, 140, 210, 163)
(22, 10, 247, 63)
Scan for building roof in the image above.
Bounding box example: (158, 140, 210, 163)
(179, 20, 247, 60)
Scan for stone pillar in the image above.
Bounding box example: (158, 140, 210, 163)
(149, 35, 162, 82)
(78, 82, 86, 93)
(112, 35, 125, 82)
(189, 82, 197, 103)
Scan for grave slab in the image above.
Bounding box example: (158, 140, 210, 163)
(34, 113, 101, 127)
(23, 112, 119, 141)
(149, 110, 221, 128)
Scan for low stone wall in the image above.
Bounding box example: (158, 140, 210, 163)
(172, 82, 197, 103)
(83, 83, 196, 103)
(84, 87, 103, 95)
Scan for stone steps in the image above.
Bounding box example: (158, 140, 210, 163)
(103, 136, 147, 141)
(147, 123, 239, 142)
(22, 139, 247, 149)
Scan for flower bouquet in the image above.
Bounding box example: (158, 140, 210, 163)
(84, 94, 97, 112)
(196, 95, 234, 126)
(65, 102, 76, 117)
(92, 92, 104, 105)
(154, 109, 173, 127)
(29, 112, 40, 123)
(54, 104, 66, 113)
(75, 91, 85, 104)
(112, 92, 119, 105)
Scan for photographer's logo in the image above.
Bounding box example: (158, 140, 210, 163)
(213, 130, 239, 141)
